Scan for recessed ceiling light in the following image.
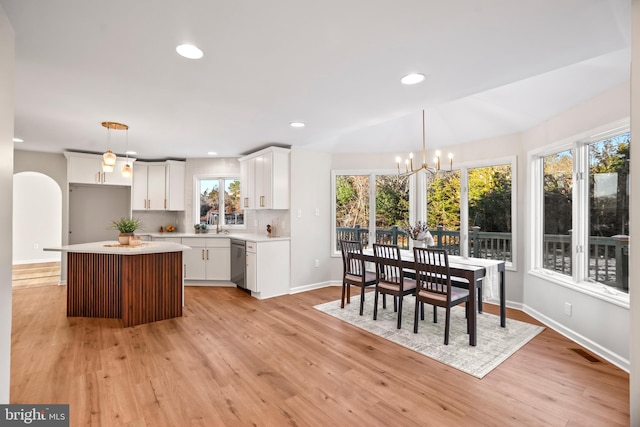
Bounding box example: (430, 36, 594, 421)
(13, 137, 23, 143)
(176, 44, 203, 59)
(290, 122, 305, 128)
(400, 73, 425, 85)
(207, 151, 218, 156)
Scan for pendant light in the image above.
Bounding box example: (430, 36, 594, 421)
(121, 124, 133, 178)
(101, 121, 129, 173)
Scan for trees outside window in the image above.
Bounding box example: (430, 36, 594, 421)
(197, 177, 243, 227)
(533, 127, 630, 296)
(333, 161, 515, 264)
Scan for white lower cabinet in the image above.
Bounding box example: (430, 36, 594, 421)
(245, 240, 290, 298)
(182, 238, 230, 281)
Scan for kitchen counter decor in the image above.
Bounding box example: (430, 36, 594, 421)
(112, 217, 142, 245)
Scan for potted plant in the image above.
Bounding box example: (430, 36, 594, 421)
(194, 223, 207, 234)
(112, 217, 142, 245)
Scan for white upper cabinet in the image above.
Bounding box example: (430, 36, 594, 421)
(65, 152, 134, 186)
(132, 160, 185, 211)
(239, 147, 290, 210)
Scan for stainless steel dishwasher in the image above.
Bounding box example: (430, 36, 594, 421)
(230, 239, 247, 291)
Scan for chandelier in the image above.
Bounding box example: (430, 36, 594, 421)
(396, 110, 453, 176)
(101, 121, 132, 177)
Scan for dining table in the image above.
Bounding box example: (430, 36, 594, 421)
(361, 248, 506, 346)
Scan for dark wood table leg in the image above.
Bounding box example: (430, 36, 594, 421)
(468, 271, 478, 346)
(499, 263, 506, 327)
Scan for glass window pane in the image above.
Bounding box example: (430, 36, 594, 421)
(375, 175, 409, 248)
(543, 149, 573, 276)
(335, 175, 370, 249)
(200, 179, 219, 224)
(467, 165, 512, 261)
(224, 179, 244, 225)
(427, 170, 461, 255)
(588, 132, 630, 293)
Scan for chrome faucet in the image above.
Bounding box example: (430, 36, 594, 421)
(209, 212, 221, 234)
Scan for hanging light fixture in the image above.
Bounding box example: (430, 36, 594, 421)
(395, 110, 453, 176)
(121, 124, 133, 178)
(101, 121, 129, 173)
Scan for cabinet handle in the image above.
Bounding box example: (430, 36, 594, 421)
(164, 199, 167, 209)
(201, 249, 205, 260)
(184, 264, 186, 278)
(244, 197, 248, 208)
(96, 171, 100, 183)
(260, 195, 264, 207)
(206, 249, 209, 260)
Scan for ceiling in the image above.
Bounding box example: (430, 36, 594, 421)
(1, 0, 631, 159)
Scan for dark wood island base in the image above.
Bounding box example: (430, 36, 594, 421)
(53, 242, 188, 327)
(67, 251, 183, 327)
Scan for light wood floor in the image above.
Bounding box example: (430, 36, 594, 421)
(10, 284, 629, 426)
(12, 261, 61, 289)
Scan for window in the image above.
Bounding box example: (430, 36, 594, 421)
(197, 177, 244, 227)
(333, 159, 516, 268)
(587, 132, 630, 292)
(427, 170, 462, 254)
(532, 126, 630, 299)
(542, 149, 573, 276)
(333, 172, 408, 251)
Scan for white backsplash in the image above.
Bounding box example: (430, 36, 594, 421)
(133, 210, 182, 234)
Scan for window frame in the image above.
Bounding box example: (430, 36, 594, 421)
(529, 120, 630, 307)
(193, 174, 245, 230)
(331, 169, 416, 256)
(331, 156, 517, 272)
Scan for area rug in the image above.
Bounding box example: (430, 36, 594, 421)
(314, 295, 544, 378)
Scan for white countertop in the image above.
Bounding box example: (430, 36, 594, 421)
(143, 232, 290, 243)
(44, 240, 191, 255)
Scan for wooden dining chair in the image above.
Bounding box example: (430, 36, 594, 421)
(372, 243, 416, 329)
(413, 247, 470, 345)
(340, 240, 377, 315)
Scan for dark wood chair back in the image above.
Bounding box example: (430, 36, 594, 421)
(340, 240, 366, 280)
(339, 240, 376, 314)
(372, 243, 404, 290)
(413, 247, 452, 302)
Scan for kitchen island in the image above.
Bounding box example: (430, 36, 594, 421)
(46, 241, 190, 327)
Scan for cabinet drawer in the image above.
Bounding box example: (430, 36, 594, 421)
(182, 237, 230, 248)
(204, 238, 230, 248)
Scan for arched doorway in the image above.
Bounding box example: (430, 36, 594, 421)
(12, 172, 62, 266)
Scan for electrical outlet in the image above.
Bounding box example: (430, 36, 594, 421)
(297, 209, 302, 218)
(314, 259, 319, 268)
(33, 243, 38, 249)
(315, 207, 320, 216)
(564, 302, 572, 316)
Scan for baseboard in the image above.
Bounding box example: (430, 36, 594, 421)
(184, 280, 235, 287)
(523, 305, 629, 372)
(12, 258, 61, 265)
(289, 280, 339, 294)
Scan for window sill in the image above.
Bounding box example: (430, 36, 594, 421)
(528, 269, 629, 309)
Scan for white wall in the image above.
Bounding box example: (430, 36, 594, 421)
(12, 172, 61, 263)
(0, 3, 13, 404)
(289, 148, 332, 292)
